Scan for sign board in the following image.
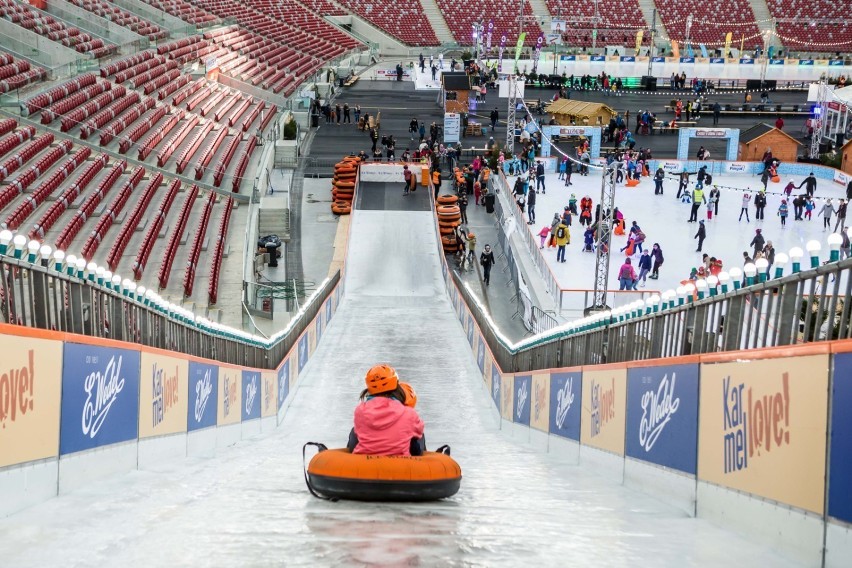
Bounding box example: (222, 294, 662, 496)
(444, 112, 460, 144)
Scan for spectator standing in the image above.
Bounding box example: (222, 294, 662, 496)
(335, 103, 341, 124)
(402, 165, 412, 196)
(836, 199, 848, 231)
(712, 102, 721, 125)
(618, 258, 637, 290)
(739, 192, 752, 222)
(694, 220, 706, 251)
(535, 161, 546, 193)
(650, 243, 664, 279)
(480, 245, 495, 286)
(798, 172, 817, 198)
(775, 116, 784, 130)
(820, 199, 834, 230)
(555, 220, 570, 262)
(490, 107, 499, 131)
(343, 103, 351, 123)
(353, 104, 361, 124)
(526, 186, 536, 224)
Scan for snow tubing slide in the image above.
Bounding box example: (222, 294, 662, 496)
(304, 444, 461, 502)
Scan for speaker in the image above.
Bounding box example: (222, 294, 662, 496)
(746, 79, 762, 90)
(641, 76, 657, 91)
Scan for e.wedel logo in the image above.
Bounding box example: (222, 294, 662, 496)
(82, 355, 124, 439)
(245, 375, 258, 414)
(555, 377, 574, 429)
(639, 373, 680, 452)
(194, 369, 213, 422)
(516, 380, 528, 419)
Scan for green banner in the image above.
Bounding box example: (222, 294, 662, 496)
(514, 32, 527, 63)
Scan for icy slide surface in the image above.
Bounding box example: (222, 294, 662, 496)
(0, 208, 802, 566)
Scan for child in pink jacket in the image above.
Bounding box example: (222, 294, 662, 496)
(348, 365, 425, 456)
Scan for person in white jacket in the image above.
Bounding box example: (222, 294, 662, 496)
(739, 192, 752, 222)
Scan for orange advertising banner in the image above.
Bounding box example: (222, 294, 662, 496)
(531, 373, 550, 432)
(581, 368, 627, 456)
(217, 365, 242, 426)
(697, 354, 829, 514)
(261, 371, 277, 418)
(0, 336, 63, 467)
(138, 352, 188, 438)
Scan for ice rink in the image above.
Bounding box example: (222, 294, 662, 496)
(0, 194, 808, 566)
(504, 167, 850, 314)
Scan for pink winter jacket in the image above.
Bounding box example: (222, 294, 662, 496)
(352, 397, 424, 456)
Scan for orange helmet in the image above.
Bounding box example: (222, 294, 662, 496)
(365, 364, 399, 395)
(400, 382, 417, 408)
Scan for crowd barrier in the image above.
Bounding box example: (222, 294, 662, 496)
(433, 219, 852, 565)
(0, 279, 344, 517)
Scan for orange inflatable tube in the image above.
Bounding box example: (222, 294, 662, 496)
(437, 194, 458, 205)
(333, 180, 355, 189)
(306, 447, 461, 501)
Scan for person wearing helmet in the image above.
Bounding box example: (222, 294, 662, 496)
(346, 365, 425, 456)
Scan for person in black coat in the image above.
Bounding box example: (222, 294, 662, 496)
(754, 191, 767, 220)
(694, 221, 706, 252)
(526, 186, 536, 224)
(847, 179, 852, 201)
(750, 229, 765, 258)
(798, 172, 817, 197)
(654, 167, 665, 194)
(650, 243, 664, 279)
(480, 245, 495, 285)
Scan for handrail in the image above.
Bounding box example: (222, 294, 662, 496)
(0, 250, 340, 369)
(454, 255, 852, 372)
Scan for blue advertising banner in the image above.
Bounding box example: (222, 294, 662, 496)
(652, 57, 666, 63)
(477, 337, 485, 373)
(829, 353, 852, 523)
(769, 59, 785, 65)
(298, 333, 309, 372)
(620, 56, 635, 62)
(549, 371, 582, 440)
(590, 55, 605, 62)
(241, 370, 261, 421)
(441, 256, 448, 281)
(466, 314, 474, 346)
(626, 364, 699, 474)
(679, 57, 694, 63)
(325, 299, 332, 323)
(514, 375, 531, 425)
(491, 365, 501, 408)
(315, 315, 323, 345)
(709, 58, 724, 64)
(798, 60, 814, 66)
(560, 55, 576, 61)
(188, 361, 218, 431)
(828, 60, 844, 67)
(277, 359, 290, 411)
(739, 58, 755, 64)
(60, 343, 141, 455)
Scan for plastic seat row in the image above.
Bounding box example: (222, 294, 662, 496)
(80, 166, 145, 260)
(79, 92, 142, 139)
(0, 0, 117, 57)
(55, 159, 127, 252)
(128, 60, 179, 89)
(29, 155, 108, 239)
(60, 85, 127, 132)
(157, 183, 199, 288)
(156, 114, 199, 167)
(335, 0, 439, 46)
(182, 190, 215, 297)
(4, 140, 73, 197)
(193, 127, 227, 180)
(230, 136, 257, 193)
(135, 0, 219, 26)
(172, 78, 204, 106)
(106, 173, 165, 271)
(112, 54, 167, 85)
(0, 134, 54, 183)
(41, 82, 112, 124)
(99, 98, 156, 146)
(176, 122, 214, 174)
(767, 0, 852, 50)
(239, 102, 265, 133)
(185, 85, 214, 112)
(22, 73, 97, 115)
(156, 74, 191, 101)
(141, 68, 181, 96)
(435, 0, 541, 45)
(656, 0, 759, 45)
(118, 106, 168, 154)
(0, 126, 35, 161)
(4, 147, 91, 231)
(100, 51, 154, 78)
(0, 118, 18, 138)
(213, 134, 240, 187)
(138, 110, 183, 160)
(132, 178, 180, 278)
(66, 0, 167, 40)
(207, 195, 232, 304)
(198, 89, 226, 117)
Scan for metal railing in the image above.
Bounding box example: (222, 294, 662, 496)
(0, 252, 340, 369)
(455, 257, 852, 373)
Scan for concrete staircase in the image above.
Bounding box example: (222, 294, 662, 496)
(749, 0, 780, 47)
(419, 0, 454, 44)
(527, 0, 552, 22)
(637, 0, 669, 47)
